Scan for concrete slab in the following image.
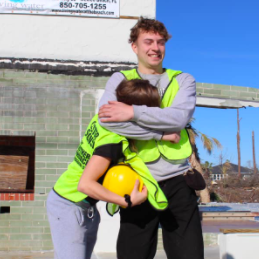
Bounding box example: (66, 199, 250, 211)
(202, 219, 259, 233)
(0, 246, 220, 259)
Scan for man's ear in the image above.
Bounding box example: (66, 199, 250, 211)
(131, 42, 138, 54)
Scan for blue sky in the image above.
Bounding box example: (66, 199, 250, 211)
(157, 0, 259, 167)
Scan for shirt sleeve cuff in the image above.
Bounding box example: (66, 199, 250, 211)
(132, 105, 143, 121)
(153, 132, 163, 141)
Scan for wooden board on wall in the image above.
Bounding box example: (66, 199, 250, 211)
(0, 155, 29, 190)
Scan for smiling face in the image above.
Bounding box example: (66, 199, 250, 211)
(131, 30, 166, 74)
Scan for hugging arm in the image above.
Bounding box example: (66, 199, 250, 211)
(98, 72, 164, 140)
(132, 73, 196, 132)
(98, 72, 196, 139)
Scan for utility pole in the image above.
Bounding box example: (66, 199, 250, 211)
(252, 131, 257, 174)
(237, 109, 241, 178)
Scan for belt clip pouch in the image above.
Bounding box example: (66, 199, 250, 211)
(183, 168, 206, 191)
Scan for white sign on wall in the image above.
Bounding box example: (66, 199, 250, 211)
(0, 0, 120, 18)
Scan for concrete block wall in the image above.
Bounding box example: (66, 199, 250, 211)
(0, 69, 108, 251)
(196, 82, 259, 101)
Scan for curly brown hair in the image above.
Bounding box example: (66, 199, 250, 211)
(129, 17, 171, 43)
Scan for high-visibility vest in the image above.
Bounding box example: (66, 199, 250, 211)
(120, 69, 192, 163)
(54, 115, 168, 215)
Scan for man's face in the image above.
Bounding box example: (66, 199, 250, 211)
(131, 30, 166, 73)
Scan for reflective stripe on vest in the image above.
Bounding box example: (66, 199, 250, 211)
(54, 114, 168, 213)
(120, 68, 192, 163)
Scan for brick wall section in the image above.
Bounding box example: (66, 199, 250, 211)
(0, 193, 34, 201)
(0, 69, 108, 251)
(196, 82, 259, 101)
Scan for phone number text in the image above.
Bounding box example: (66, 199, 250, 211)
(59, 2, 107, 9)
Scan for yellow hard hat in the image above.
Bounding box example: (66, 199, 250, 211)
(103, 163, 143, 197)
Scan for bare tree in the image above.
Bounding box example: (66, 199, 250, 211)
(252, 131, 257, 174)
(221, 161, 233, 176)
(237, 109, 241, 178)
(219, 152, 224, 166)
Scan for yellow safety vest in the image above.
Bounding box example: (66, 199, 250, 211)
(120, 69, 192, 163)
(54, 115, 168, 214)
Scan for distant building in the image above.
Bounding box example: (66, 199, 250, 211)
(210, 162, 254, 181)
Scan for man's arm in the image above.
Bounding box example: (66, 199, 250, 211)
(98, 72, 164, 140)
(132, 73, 196, 132)
(99, 72, 196, 133)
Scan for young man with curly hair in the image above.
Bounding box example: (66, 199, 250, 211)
(98, 17, 204, 259)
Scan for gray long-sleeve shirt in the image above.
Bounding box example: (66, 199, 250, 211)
(98, 70, 196, 181)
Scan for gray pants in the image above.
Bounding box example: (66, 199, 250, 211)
(46, 190, 100, 259)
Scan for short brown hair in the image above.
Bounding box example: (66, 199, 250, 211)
(129, 17, 171, 43)
(116, 79, 160, 108)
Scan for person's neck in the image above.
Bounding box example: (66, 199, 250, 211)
(138, 65, 164, 75)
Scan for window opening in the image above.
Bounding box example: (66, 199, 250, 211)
(0, 135, 35, 193)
